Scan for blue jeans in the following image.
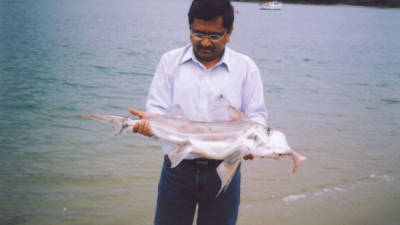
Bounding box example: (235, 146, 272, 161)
(154, 155, 241, 225)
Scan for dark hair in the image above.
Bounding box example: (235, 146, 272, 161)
(188, 0, 234, 33)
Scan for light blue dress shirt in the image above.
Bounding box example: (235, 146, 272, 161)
(145, 44, 268, 157)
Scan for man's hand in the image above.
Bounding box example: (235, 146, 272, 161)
(243, 154, 254, 160)
(129, 108, 157, 137)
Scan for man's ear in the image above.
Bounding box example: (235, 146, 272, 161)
(226, 26, 234, 42)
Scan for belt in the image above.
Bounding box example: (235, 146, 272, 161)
(191, 158, 222, 167)
(164, 155, 222, 168)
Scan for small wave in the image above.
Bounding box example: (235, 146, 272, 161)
(323, 187, 344, 192)
(322, 166, 341, 171)
(313, 192, 324, 196)
(311, 186, 344, 197)
(381, 98, 400, 105)
(117, 71, 151, 77)
(61, 80, 98, 89)
(80, 51, 93, 56)
(365, 106, 376, 110)
(3, 66, 18, 72)
(333, 187, 344, 191)
(89, 65, 114, 71)
(377, 83, 390, 88)
(282, 194, 306, 202)
(118, 71, 135, 75)
(370, 174, 394, 182)
(352, 83, 370, 87)
(123, 51, 140, 56)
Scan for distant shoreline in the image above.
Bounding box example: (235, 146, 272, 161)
(232, 0, 400, 8)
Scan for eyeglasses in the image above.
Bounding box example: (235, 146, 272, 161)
(191, 30, 226, 41)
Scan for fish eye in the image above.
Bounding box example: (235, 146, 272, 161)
(266, 127, 271, 136)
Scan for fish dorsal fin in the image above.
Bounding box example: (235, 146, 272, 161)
(167, 105, 188, 120)
(208, 95, 250, 122)
(227, 106, 251, 122)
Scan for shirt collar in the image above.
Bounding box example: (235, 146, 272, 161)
(179, 44, 231, 72)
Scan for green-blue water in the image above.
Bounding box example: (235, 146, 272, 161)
(1, 0, 399, 224)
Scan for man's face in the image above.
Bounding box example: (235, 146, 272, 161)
(190, 16, 232, 64)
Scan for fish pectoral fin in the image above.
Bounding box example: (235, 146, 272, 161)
(207, 95, 251, 122)
(167, 144, 193, 168)
(216, 149, 244, 197)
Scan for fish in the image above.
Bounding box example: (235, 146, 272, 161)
(74, 100, 306, 195)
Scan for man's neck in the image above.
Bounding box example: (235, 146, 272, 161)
(196, 49, 225, 70)
(200, 59, 220, 70)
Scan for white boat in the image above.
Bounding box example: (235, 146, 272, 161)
(260, 1, 283, 10)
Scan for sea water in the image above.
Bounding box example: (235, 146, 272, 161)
(1, 0, 399, 224)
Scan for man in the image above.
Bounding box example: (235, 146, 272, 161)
(130, 0, 267, 224)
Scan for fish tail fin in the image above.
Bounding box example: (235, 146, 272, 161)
(290, 151, 307, 174)
(167, 145, 192, 168)
(74, 114, 137, 136)
(215, 149, 244, 197)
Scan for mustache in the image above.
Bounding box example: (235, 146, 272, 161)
(197, 44, 214, 51)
